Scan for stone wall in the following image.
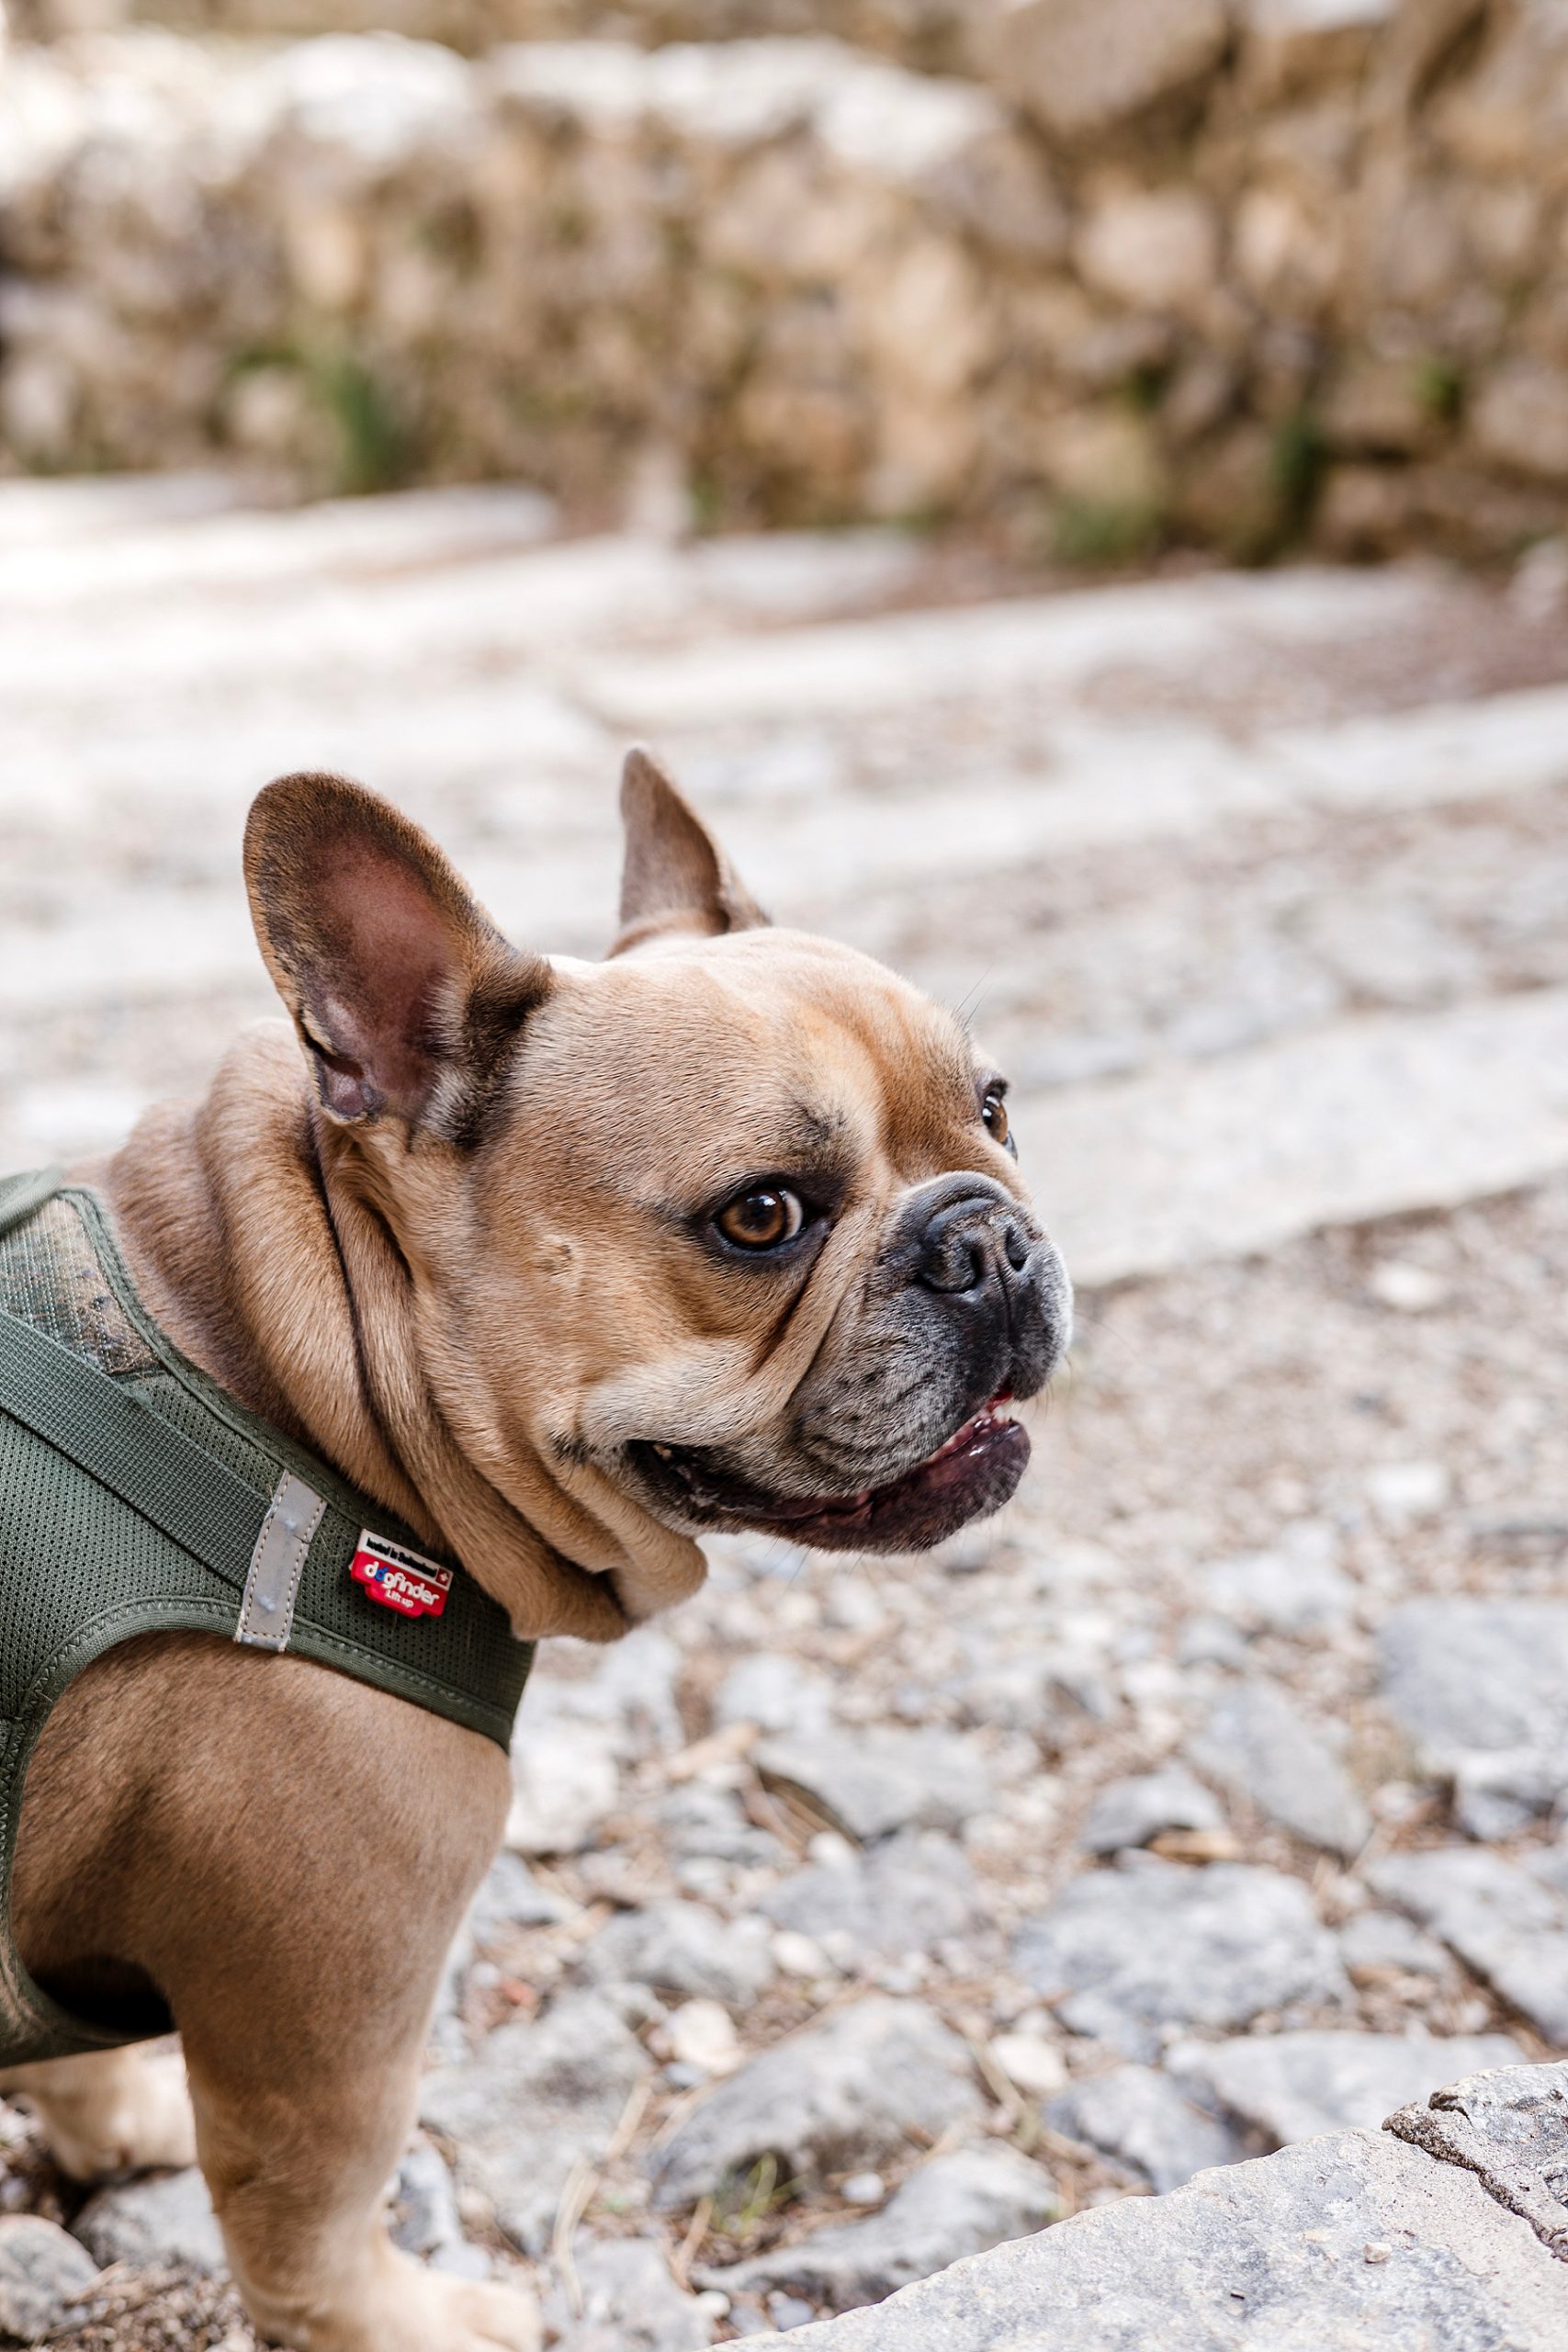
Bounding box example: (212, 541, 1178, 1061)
(7, 0, 974, 73)
(3, 1, 1568, 555)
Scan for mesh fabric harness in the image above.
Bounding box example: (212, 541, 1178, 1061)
(0, 1169, 533, 2065)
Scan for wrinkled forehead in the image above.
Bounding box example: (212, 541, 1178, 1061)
(520, 931, 978, 1193)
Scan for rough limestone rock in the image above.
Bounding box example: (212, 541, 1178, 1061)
(660, 1782, 787, 1879)
(1078, 1769, 1224, 1857)
(1189, 1678, 1371, 1857)
(1047, 2064, 1244, 2193)
(389, 2141, 483, 2276)
(581, 1898, 776, 2005)
(1472, 362, 1568, 487)
(71, 2165, 226, 2274)
(1013, 1854, 1349, 2058)
(522, 1624, 685, 1762)
(716, 1651, 837, 1736)
(505, 1719, 621, 1856)
(758, 1830, 979, 1958)
(1169, 2029, 1527, 2149)
(1370, 1847, 1568, 2045)
(542, 2235, 718, 2352)
(986, 0, 1230, 141)
(467, 1848, 572, 1939)
(0, 2217, 100, 2345)
(650, 1996, 984, 2211)
(1242, 0, 1393, 97)
(1338, 1907, 1450, 1981)
(699, 2144, 1059, 2311)
(1378, 1600, 1568, 1836)
(753, 1727, 993, 1841)
(733, 2120, 1568, 2348)
(1200, 1524, 1355, 1635)
(1075, 188, 1219, 319)
(1387, 2060, 1568, 2256)
(421, 1990, 650, 2254)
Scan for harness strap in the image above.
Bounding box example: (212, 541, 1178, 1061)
(0, 1306, 265, 1596)
(0, 1169, 65, 1246)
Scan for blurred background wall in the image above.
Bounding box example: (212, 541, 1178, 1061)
(2, 0, 1567, 562)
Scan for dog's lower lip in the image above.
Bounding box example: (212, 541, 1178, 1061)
(646, 1392, 1020, 1533)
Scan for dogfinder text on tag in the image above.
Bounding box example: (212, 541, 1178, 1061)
(351, 1532, 453, 1620)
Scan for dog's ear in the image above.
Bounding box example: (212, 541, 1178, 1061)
(244, 772, 551, 1137)
(611, 747, 767, 954)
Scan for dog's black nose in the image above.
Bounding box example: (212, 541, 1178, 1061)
(895, 1172, 1071, 1396)
(916, 1192, 1034, 1296)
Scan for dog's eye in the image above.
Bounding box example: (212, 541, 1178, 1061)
(715, 1184, 806, 1250)
(982, 1087, 1016, 1157)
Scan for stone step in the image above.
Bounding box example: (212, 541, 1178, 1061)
(11, 671, 1565, 974)
(1026, 986, 1568, 1289)
(707, 684, 1568, 893)
(0, 526, 925, 712)
(572, 566, 1439, 728)
(6, 482, 559, 608)
(0, 469, 245, 549)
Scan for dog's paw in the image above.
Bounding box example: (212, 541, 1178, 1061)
(26, 2050, 197, 2182)
(297, 2257, 541, 2352)
(424, 2274, 542, 2352)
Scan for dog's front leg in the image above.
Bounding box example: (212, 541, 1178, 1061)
(182, 2018, 537, 2352)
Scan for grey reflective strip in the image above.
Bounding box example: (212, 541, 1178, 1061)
(235, 1472, 326, 1652)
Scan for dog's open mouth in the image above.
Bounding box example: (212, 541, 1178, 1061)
(636, 1394, 1028, 1554)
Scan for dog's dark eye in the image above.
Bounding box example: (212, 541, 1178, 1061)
(982, 1087, 1016, 1157)
(715, 1185, 806, 1250)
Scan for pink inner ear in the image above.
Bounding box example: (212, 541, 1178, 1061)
(314, 836, 462, 1115)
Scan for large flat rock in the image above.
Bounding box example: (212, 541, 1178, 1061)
(1013, 1855, 1348, 2059)
(1168, 2030, 1527, 2149)
(698, 2145, 1059, 2312)
(1378, 1600, 1568, 1836)
(421, 1990, 650, 2256)
(649, 1996, 984, 2212)
(731, 2121, 1568, 2348)
(1369, 1848, 1568, 2047)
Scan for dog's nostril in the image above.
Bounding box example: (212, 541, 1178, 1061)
(1003, 1222, 1031, 1272)
(918, 1238, 982, 1294)
(916, 1205, 996, 1295)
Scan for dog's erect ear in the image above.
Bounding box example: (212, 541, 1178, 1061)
(244, 773, 551, 1137)
(612, 747, 767, 954)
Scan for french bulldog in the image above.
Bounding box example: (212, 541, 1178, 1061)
(2, 753, 1069, 2350)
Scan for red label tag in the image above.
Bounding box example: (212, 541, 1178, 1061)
(351, 1532, 453, 1620)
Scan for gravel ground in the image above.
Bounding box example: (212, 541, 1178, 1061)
(8, 1177, 1565, 2347)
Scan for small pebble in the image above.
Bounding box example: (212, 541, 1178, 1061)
(772, 1928, 832, 1978)
(668, 1998, 743, 2078)
(769, 2290, 817, 2328)
(989, 2032, 1068, 2098)
(1368, 1261, 1449, 1314)
(1366, 1461, 1450, 1524)
(840, 2172, 886, 2207)
(807, 1830, 858, 1869)
(1364, 2241, 1393, 2264)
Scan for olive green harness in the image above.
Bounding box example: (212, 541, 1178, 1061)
(0, 1170, 532, 2065)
